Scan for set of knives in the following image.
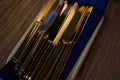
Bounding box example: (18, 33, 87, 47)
(11, 0, 93, 80)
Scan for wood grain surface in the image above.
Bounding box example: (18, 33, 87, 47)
(0, 0, 120, 80)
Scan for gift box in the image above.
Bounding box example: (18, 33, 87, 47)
(0, 0, 108, 80)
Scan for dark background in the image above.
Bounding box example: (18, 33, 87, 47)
(0, 0, 120, 80)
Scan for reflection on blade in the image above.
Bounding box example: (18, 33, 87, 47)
(37, 0, 57, 22)
(74, 6, 93, 41)
(73, 6, 88, 41)
(48, 3, 71, 41)
(60, 0, 68, 15)
(61, 6, 85, 43)
(53, 2, 78, 46)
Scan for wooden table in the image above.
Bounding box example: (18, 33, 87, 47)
(0, 0, 120, 80)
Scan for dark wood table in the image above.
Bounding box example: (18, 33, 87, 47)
(0, 0, 120, 80)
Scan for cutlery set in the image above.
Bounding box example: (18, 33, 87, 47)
(0, 0, 108, 80)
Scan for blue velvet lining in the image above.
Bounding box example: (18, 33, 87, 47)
(0, 61, 18, 80)
(0, 0, 108, 80)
